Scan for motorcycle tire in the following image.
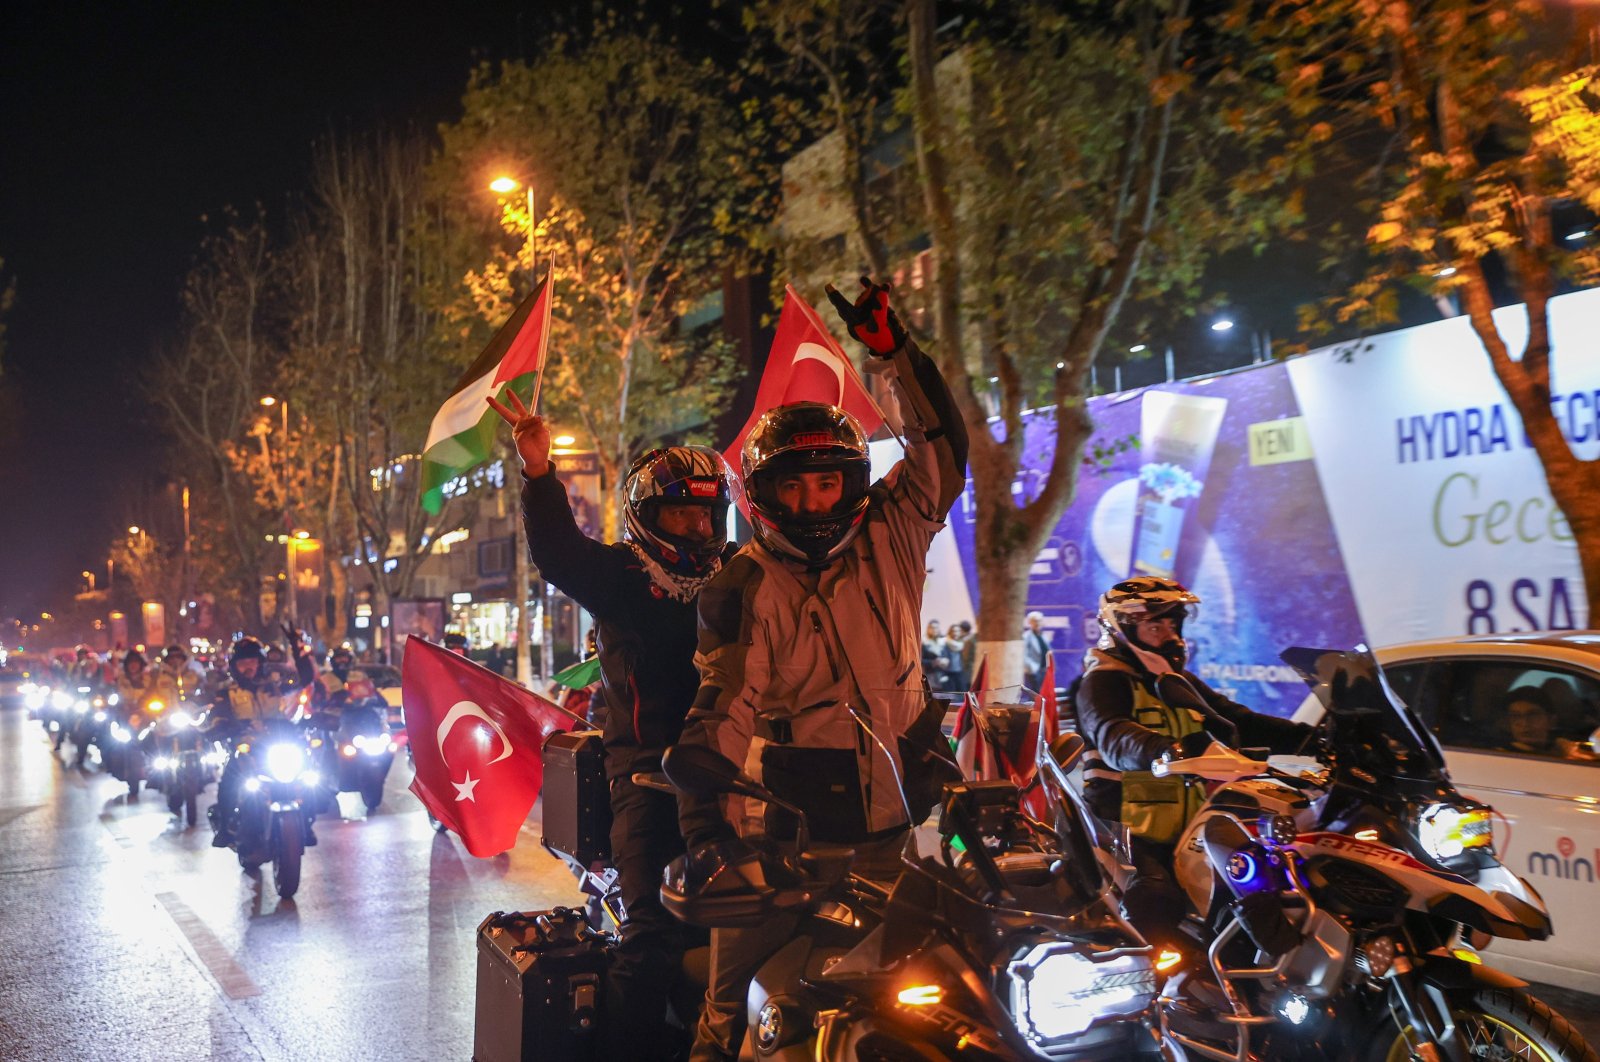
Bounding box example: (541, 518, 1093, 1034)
(361, 780, 383, 811)
(168, 790, 183, 815)
(273, 820, 303, 899)
(1363, 983, 1599, 1062)
(128, 778, 141, 800)
(184, 788, 199, 829)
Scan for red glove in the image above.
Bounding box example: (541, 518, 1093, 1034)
(826, 276, 907, 357)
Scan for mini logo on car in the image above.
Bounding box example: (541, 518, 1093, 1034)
(1527, 837, 1596, 883)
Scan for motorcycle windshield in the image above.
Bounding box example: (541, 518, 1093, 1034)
(1280, 645, 1448, 779)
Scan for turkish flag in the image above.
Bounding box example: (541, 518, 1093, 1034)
(724, 285, 888, 506)
(1019, 654, 1060, 820)
(402, 638, 580, 858)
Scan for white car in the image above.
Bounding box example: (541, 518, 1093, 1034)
(1292, 632, 1600, 994)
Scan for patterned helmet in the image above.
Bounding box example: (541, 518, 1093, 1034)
(742, 403, 871, 567)
(1097, 577, 1200, 642)
(623, 445, 736, 575)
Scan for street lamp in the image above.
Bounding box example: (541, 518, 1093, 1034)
(488, 175, 536, 279)
(259, 394, 295, 625)
(488, 174, 541, 686)
(128, 525, 141, 536)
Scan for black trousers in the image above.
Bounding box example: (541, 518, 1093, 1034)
(604, 773, 693, 1061)
(1122, 835, 1189, 950)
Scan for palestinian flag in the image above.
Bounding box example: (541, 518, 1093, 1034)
(421, 277, 552, 513)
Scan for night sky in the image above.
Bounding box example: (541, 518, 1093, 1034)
(0, 1, 563, 618)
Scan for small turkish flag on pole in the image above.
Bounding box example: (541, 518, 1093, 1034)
(724, 285, 889, 509)
(1019, 654, 1060, 820)
(402, 638, 583, 858)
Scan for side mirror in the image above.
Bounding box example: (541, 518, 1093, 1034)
(1049, 731, 1085, 771)
(663, 744, 761, 799)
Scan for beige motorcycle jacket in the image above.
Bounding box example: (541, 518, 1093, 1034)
(677, 337, 967, 847)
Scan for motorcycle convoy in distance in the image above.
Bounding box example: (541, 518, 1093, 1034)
(25, 670, 398, 902)
(525, 648, 1595, 1062)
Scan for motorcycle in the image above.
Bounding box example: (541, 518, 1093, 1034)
(1148, 645, 1594, 1062)
(659, 730, 1172, 1061)
(104, 702, 149, 800)
(27, 682, 74, 747)
(66, 686, 112, 769)
(212, 719, 320, 899)
(306, 698, 396, 814)
(145, 701, 212, 827)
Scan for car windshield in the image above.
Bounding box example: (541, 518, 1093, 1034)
(1281, 645, 1448, 781)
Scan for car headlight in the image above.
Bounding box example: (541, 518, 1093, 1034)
(1416, 802, 1493, 862)
(265, 744, 305, 784)
(1006, 943, 1156, 1045)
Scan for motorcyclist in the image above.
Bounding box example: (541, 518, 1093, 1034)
(486, 386, 739, 1062)
(312, 643, 357, 709)
(114, 649, 157, 710)
(672, 278, 968, 1062)
(1074, 576, 1313, 946)
(208, 631, 315, 847)
(153, 645, 203, 707)
(443, 632, 470, 658)
(69, 645, 103, 689)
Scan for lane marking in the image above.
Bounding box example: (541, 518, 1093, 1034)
(156, 892, 262, 1000)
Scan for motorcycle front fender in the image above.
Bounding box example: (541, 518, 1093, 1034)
(1416, 952, 1527, 993)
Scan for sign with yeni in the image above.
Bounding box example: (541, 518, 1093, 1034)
(1247, 416, 1313, 466)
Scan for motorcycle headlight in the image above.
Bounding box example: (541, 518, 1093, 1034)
(94, 711, 107, 723)
(105, 694, 117, 706)
(95, 696, 107, 708)
(147, 700, 164, 714)
(1006, 943, 1156, 1045)
(265, 744, 305, 784)
(109, 723, 130, 742)
(52, 691, 74, 709)
(1416, 802, 1494, 862)
(152, 756, 173, 771)
(25, 691, 46, 710)
(354, 733, 390, 755)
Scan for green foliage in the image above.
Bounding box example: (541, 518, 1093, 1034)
(429, 24, 762, 530)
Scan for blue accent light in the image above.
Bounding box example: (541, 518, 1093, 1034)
(1226, 851, 1260, 886)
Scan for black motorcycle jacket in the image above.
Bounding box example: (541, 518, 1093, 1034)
(521, 469, 736, 781)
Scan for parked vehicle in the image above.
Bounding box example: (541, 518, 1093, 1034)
(1291, 632, 1600, 994)
(1152, 646, 1592, 1062)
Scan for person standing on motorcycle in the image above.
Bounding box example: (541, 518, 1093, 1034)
(1074, 576, 1313, 946)
(673, 278, 968, 1062)
(486, 389, 739, 1062)
(208, 631, 315, 847)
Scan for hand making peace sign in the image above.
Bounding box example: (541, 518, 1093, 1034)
(485, 388, 551, 478)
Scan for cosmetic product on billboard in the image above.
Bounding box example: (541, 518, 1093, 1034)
(1129, 390, 1229, 578)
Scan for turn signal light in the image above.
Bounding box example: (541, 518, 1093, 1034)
(342, 745, 357, 758)
(1450, 947, 1482, 965)
(310, 738, 323, 748)
(236, 742, 251, 755)
(897, 984, 942, 1006)
(1155, 949, 1183, 973)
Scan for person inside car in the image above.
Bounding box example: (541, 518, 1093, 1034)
(1504, 686, 1599, 760)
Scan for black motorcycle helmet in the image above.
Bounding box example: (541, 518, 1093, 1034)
(122, 650, 147, 676)
(443, 632, 469, 655)
(228, 636, 266, 686)
(742, 403, 871, 568)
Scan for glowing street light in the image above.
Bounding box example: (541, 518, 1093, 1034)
(488, 176, 520, 194)
(1209, 319, 1235, 333)
(128, 525, 142, 536)
(259, 395, 278, 407)
(553, 434, 577, 447)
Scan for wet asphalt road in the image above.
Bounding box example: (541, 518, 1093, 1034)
(0, 703, 585, 1062)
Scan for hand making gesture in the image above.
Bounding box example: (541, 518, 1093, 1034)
(485, 388, 551, 478)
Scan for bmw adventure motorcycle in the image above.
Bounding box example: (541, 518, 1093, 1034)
(306, 698, 395, 815)
(659, 729, 1173, 1061)
(1148, 645, 1595, 1062)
